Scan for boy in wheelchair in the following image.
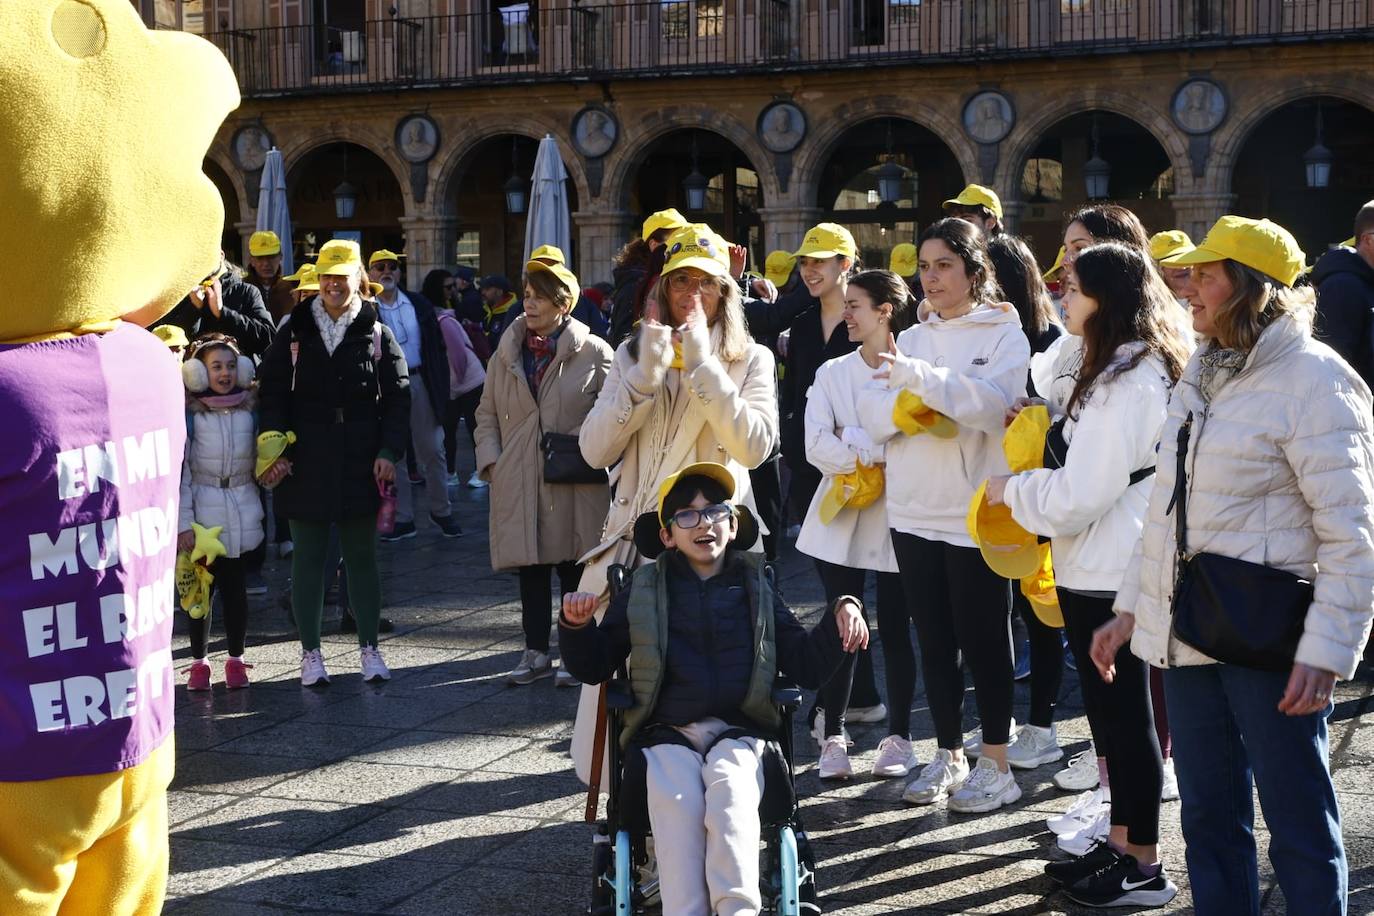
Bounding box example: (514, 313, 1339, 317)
(560, 462, 868, 916)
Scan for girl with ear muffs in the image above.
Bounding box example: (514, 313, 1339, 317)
(177, 333, 263, 692)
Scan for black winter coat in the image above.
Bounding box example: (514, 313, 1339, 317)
(152, 268, 276, 360)
(1313, 247, 1374, 391)
(379, 289, 450, 418)
(258, 302, 411, 522)
(609, 263, 648, 349)
(780, 302, 857, 470)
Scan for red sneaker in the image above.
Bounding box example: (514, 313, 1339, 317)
(187, 660, 211, 692)
(224, 658, 252, 690)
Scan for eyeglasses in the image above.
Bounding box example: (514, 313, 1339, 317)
(668, 273, 722, 296)
(667, 503, 733, 529)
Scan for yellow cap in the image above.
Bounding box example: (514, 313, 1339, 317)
(530, 244, 566, 264)
(663, 224, 732, 278)
(525, 258, 580, 301)
(818, 463, 885, 525)
(1341, 236, 1357, 248)
(966, 480, 1041, 580)
(1042, 246, 1067, 281)
(1149, 230, 1195, 263)
(368, 248, 402, 267)
(1004, 404, 1051, 473)
(249, 230, 282, 257)
(657, 462, 737, 526)
(318, 239, 365, 276)
(794, 222, 857, 260)
(1020, 543, 1064, 627)
(255, 430, 297, 481)
(643, 208, 690, 241)
(1161, 215, 1307, 288)
(889, 243, 918, 278)
(892, 390, 957, 438)
(152, 325, 189, 349)
(943, 184, 1004, 220)
(764, 250, 797, 288)
(289, 263, 319, 293)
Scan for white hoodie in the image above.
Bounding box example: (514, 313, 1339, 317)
(857, 304, 1029, 546)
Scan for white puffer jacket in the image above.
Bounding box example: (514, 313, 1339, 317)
(1005, 345, 1176, 593)
(1117, 314, 1374, 680)
(178, 393, 264, 559)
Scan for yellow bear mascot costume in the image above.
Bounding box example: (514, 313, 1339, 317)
(0, 3, 237, 913)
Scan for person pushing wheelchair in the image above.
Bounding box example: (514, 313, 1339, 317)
(560, 462, 868, 916)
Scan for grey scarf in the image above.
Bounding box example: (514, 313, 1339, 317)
(1197, 345, 1247, 404)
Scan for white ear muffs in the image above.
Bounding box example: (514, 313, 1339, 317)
(236, 356, 256, 388)
(182, 358, 209, 393)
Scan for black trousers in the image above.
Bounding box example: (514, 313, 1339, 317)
(1058, 589, 1162, 845)
(518, 562, 583, 653)
(748, 456, 784, 561)
(891, 532, 1014, 749)
(814, 559, 909, 739)
(189, 556, 249, 658)
(443, 386, 483, 475)
(1017, 590, 1064, 728)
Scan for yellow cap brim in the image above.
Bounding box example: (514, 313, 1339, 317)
(665, 256, 730, 278)
(792, 246, 851, 260)
(1159, 245, 1219, 268)
(966, 482, 1042, 579)
(657, 461, 738, 525)
(818, 480, 853, 525)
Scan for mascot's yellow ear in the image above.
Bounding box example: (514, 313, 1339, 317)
(0, 0, 239, 342)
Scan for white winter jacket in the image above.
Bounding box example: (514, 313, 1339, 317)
(857, 304, 1029, 546)
(797, 350, 899, 572)
(178, 393, 265, 559)
(1004, 345, 1175, 592)
(1117, 314, 1374, 680)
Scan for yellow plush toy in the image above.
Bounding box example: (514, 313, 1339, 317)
(0, 4, 237, 914)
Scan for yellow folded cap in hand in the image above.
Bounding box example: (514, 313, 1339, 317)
(1003, 404, 1051, 473)
(1020, 542, 1063, 627)
(255, 430, 297, 480)
(818, 463, 885, 524)
(892, 390, 957, 438)
(966, 480, 1041, 580)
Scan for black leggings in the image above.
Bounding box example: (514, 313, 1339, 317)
(1058, 589, 1162, 846)
(1017, 590, 1064, 729)
(518, 562, 583, 653)
(891, 532, 1014, 749)
(189, 556, 248, 658)
(749, 456, 784, 561)
(814, 559, 907, 738)
(443, 387, 483, 475)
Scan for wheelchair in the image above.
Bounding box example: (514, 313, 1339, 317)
(586, 553, 822, 916)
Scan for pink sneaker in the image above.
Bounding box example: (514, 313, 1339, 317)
(224, 658, 252, 689)
(187, 660, 211, 692)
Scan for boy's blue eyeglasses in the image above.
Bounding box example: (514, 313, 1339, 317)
(668, 503, 733, 529)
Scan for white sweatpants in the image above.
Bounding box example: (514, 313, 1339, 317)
(395, 374, 452, 523)
(642, 717, 766, 916)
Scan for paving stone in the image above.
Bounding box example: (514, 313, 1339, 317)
(172, 751, 313, 795)
(173, 795, 384, 852)
(387, 863, 585, 915)
(215, 850, 464, 912)
(216, 720, 399, 763)
(409, 769, 585, 821)
(167, 837, 288, 898)
(354, 730, 531, 771)
(319, 808, 541, 865)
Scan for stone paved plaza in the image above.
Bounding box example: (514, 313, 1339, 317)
(165, 479, 1374, 915)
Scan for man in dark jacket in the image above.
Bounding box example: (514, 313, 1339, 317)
(151, 254, 275, 360)
(243, 230, 297, 325)
(368, 249, 462, 539)
(1314, 200, 1374, 391)
(478, 274, 520, 353)
(453, 266, 485, 324)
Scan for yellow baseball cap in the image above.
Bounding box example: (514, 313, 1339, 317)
(1020, 544, 1063, 627)
(663, 224, 732, 278)
(657, 462, 737, 526)
(152, 325, 189, 349)
(368, 248, 402, 267)
(249, 230, 281, 257)
(818, 463, 885, 525)
(764, 250, 797, 288)
(642, 208, 690, 241)
(892, 390, 957, 438)
(889, 243, 918, 278)
(289, 263, 319, 293)
(1043, 246, 1067, 281)
(318, 240, 365, 276)
(943, 184, 1004, 221)
(525, 258, 580, 301)
(530, 244, 566, 264)
(966, 481, 1041, 580)
(1161, 215, 1307, 288)
(794, 222, 857, 260)
(1149, 230, 1194, 263)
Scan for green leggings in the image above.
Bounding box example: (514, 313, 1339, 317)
(289, 516, 383, 649)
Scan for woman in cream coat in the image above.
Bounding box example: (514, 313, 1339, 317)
(572, 222, 778, 783)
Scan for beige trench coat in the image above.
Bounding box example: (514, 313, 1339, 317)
(474, 314, 613, 571)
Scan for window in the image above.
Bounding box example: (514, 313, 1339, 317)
(455, 231, 481, 272)
(662, 0, 724, 39)
(1022, 158, 1063, 202)
(891, 0, 921, 25)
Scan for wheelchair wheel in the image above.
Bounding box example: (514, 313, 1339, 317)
(774, 825, 801, 916)
(590, 830, 613, 915)
(612, 829, 633, 913)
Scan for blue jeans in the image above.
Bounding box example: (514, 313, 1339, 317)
(1163, 664, 1346, 915)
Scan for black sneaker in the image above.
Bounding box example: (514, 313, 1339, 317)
(1065, 854, 1178, 908)
(430, 513, 463, 538)
(1044, 841, 1120, 887)
(380, 521, 417, 542)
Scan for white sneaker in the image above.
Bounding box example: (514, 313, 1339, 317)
(554, 665, 579, 688)
(446, 472, 461, 487)
(872, 735, 919, 778)
(902, 749, 969, 805)
(467, 472, 489, 489)
(810, 710, 853, 749)
(278, 540, 293, 559)
(1057, 809, 1110, 855)
(360, 645, 391, 682)
(1161, 756, 1179, 801)
(818, 736, 853, 780)
(300, 648, 330, 686)
(962, 718, 1016, 759)
(507, 649, 553, 685)
(1054, 745, 1100, 791)
(846, 703, 887, 724)
(1005, 724, 1064, 770)
(1047, 787, 1110, 836)
(948, 756, 1022, 814)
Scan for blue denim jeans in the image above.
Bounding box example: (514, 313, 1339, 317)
(1163, 664, 1346, 916)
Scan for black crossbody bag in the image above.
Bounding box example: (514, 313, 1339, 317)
(542, 432, 608, 485)
(1168, 411, 1311, 671)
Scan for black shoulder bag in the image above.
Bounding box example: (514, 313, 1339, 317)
(542, 432, 608, 485)
(1168, 411, 1312, 671)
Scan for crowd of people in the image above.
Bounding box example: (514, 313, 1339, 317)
(160, 190, 1374, 914)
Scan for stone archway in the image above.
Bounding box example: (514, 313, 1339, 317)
(203, 155, 245, 261)
(433, 118, 592, 218)
(285, 140, 408, 269)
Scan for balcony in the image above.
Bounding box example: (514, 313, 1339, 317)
(206, 0, 1373, 98)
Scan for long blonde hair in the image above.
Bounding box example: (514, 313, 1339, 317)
(1211, 261, 1315, 351)
(650, 270, 752, 363)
